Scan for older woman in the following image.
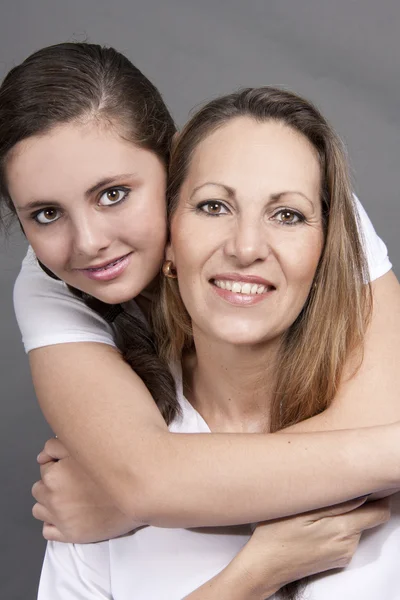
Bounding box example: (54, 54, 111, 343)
(5, 44, 399, 540)
(33, 87, 399, 600)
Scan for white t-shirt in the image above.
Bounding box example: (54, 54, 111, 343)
(14, 197, 391, 353)
(38, 366, 400, 599)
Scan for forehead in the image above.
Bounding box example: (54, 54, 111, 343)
(7, 121, 158, 199)
(185, 117, 321, 196)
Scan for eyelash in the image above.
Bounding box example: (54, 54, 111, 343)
(196, 201, 306, 226)
(30, 186, 131, 226)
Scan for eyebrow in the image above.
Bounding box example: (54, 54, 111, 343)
(190, 182, 236, 200)
(16, 173, 137, 212)
(190, 182, 314, 207)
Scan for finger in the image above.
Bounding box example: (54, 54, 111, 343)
(337, 497, 391, 534)
(40, 459, 59, 478)
(32, 480, 47, 504)
(42, 523, 68, 543)
(40, 438, 69, 462)
(37, 451, 58, 465)
(32, 502, 53, 524)
(308, 496, 368, 521)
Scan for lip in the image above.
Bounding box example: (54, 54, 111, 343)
(76, 252, 133, 271)
(210, 273, 276, 306)
(77, 252, 133, 282)
(210, 273, 275, 288)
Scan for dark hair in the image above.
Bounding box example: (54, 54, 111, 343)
(0, 42, 179, 423)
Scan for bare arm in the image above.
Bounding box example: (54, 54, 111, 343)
(28, 272, 400, 527)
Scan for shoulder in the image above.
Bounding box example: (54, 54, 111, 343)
(13, 248, 116, 353)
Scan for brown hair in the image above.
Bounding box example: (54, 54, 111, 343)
(0, 42, 179, 423)
(156, 87, 372, 599)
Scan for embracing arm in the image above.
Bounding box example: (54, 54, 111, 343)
(28, 273, 400, 528)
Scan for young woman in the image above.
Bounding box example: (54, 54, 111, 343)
(2, 43, 399, 539)
(36, 87, 399, 599)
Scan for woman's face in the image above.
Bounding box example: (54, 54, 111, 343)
(8, 121, 167, 304)
(168, 117, 324, 347)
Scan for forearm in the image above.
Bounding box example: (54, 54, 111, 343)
(31, 345, 397, 527)
(30, 269, 400, 528)
(184, 560, 279, 600)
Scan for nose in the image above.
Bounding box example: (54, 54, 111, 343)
(71, 213, 111, 257)
(224, 216, 271, 266)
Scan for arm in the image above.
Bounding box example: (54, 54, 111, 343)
(187, 496, 391, 600)
(17, 218, 400, 528)
(38, 498, 390, 600)
(28, 340, 400, 527)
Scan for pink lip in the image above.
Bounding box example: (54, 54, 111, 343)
(210, 273, 275, 287)
(78, 252, 133, 282)
(212, 284, 274, 306)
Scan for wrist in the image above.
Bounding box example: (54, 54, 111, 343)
(223, 553, 281, 600)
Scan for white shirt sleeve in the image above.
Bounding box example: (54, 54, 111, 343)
(353, 195, 392, 281)
(13, 247, 116, 353)
(38, 541, 112, 599)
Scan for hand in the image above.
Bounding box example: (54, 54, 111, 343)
(230, 496, 391, 599)
(32, 437, 137, 543)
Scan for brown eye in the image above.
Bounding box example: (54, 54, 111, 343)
(43, 209, 57, 220)
(208, 202, 222, 214)
(99, 188, 129, 206)
(274, 209, 303, 225)
(281, 210, 295, 222)
(34, 207, 61, 225)
(199, 201, 228, 215)
(107, 190, 120, 202)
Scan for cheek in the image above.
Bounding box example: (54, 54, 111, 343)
(281, 232, 323, 292)
(23, 228, 70, 273)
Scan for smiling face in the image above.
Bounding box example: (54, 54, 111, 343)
(7, 121, 167, 303)
(167, 117, 324, 347)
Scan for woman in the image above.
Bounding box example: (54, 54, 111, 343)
(2, 43, 399, 533)
(36, 87, 399, 599)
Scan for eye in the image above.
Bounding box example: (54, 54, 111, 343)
(273, 208, 304, 226)
(99, 187, 130, 207)
(33, 208, 61, 225)
(197, 201, 229, 216)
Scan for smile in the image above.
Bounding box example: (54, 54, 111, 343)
(213, 279, 270, 295)
(78, 252, 133, 282)
(210, 277, 276, 306)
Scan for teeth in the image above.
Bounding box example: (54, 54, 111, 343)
(213, 280, 270, 295)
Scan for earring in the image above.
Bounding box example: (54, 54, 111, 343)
(162, 260, 177, 279)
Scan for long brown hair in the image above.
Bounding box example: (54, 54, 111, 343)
(0, 42, 178, 423)
(156, 87, 372, 599)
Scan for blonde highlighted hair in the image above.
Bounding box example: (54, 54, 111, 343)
(155, 87, 372, 432)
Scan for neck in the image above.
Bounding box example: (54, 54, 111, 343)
(183, 327, 281, 433)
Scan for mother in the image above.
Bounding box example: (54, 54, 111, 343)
(38, 86, 400, 599)
(2, 44, 399, 535)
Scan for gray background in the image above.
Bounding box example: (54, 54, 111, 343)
(0, 1, 399, 597)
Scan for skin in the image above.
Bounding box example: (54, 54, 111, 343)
(168, 118, 324, 432)
(9, 121, 167, 304)
(7, 117, 400, 533)
(32, 116, 397, 599)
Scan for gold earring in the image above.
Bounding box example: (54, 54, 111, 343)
(162, 260, 177, 279)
